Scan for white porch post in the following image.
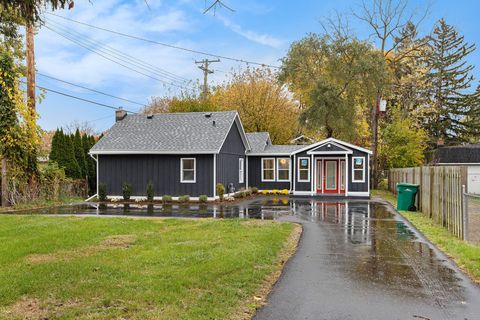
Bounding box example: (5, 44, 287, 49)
(345, 154, 348, 197)
(310, 154, 314, 196)
(292, 154, 296, 193)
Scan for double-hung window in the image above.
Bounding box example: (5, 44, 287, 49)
(277, 158, 290, 182)
(239, 158, 244, 183)
(297, 157, 310, 182)
(180, 158, 196, 183)
(262, 158, 275, 181)
(352, 157, 365, 182)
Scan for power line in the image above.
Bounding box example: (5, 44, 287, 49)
(37, 72, 145, 107)
(45, 12, 281, 69)
(46, 19, 192, 85)
(45, 25, 191, 90)
(21, 80, 138, 113)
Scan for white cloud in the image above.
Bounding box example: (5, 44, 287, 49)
(217, 15, 283, 48)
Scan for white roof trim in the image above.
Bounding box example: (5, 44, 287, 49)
(247, 153, 293, 156)
(293, 137, 372, 155)
(307, 150, 353, 155)
(90, 150, 217, 155)
(306, 141, 351, 153)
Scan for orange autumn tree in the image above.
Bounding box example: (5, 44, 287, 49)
(211, 68, 299, 144)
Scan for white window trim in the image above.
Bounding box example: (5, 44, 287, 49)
(180, 157, 196, 183)
(239, 158, 244, 183)
(297, 157, 310, 182)
(276, 158, 291, 182)
(261, 158, 275, 182)
(352, 156, 365, 183)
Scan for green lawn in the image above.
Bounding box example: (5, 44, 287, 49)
(0, 215, 297, 319)
(373, 189, 480, 283)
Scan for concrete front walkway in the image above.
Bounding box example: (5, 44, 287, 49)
(254, 200, 480, 320)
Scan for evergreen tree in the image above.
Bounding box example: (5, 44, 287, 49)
(73, 129, 87, 178)
(57, 131, 80, 178)
(49, 129, 60, 163)
(426, 19, 480, 145)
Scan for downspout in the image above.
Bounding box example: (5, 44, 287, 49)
(86, 153, 98, 201)
(213, 154, 217, 199)
(246, 154, 249, 189)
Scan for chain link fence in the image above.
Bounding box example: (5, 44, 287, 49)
(464, 191, 480, 243)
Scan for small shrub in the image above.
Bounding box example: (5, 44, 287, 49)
(98, 183, 107, 201)
(178, 195, 190, 202)
(146, 182, 154, 201)
(272, 189, 280, 195)
(280, 189, 289, 195)
(251, 187, 258, 194)
(216, 183, 225, 200)
(378, 178, 388, 190)
(245, 189, 252, 197)
(162, 195, 172, 203)
(122, 182, 132, 200)
(233, 191, 245, 199)
(261, 190, 269, 195)
(199, 195, 208, 203)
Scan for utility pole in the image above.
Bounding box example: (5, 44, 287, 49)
(195, 58, 220, 98)
(26, 22, 36, 114)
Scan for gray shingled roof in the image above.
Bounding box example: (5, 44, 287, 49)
(246, 132, 270, 153)
(248, 144, 304, 155)
(90, 111, 239, 154)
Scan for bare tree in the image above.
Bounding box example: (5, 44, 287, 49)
(353, 0, 430, 61)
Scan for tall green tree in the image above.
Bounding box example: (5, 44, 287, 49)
(279, 34, 390, 143)
(426, 19, 480, 145)
(73, 129, 87, 178)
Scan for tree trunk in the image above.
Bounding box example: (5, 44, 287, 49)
(1, 157, 9, 207)
(26, 22, 36, 113)
(371, 97, 379, 189)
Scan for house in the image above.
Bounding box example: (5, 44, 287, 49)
(89, 110, 371, 200)
(431, 144, 480, 194)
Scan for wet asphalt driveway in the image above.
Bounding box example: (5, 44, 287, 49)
(254, 199, 480, 320)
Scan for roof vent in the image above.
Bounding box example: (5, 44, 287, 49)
(212, 120, 216, 127)
(147, 114, 154, 119)
(327, 144, 331, 148)
(205, 113, 212, 118)
(115, 107, 127, 122)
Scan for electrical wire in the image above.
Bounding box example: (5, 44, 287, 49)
(21, 80, 138, 113)
(37, 72, 145, 107)
(45, 25, 191, 90)
(45, 12, 281, 69)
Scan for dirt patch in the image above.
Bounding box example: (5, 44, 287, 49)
(1, 297, 84, 319)
(0, 297, 47, 320)
(231, 223, 302, 320)
(100, 234, 136, 249)
(26, 234, 137, 265)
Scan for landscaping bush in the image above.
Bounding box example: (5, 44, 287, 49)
(162, 195, 172, 203)
(199, 195, 208, 203)
(178, 195, 190, 202)
(216, 183, 225, 200)
(251, 187, 258, 194)
(261, 190, 270, 195)
(233, 191, 245, 199)
(280, 189, 289, 195)
(378, 178, 388, 190)
(122, 182, 132, 200)
(245, 189, 252, 197)
(98, 183, 107, 201)
(146, 182, 154, 202)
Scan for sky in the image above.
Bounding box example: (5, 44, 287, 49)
(33, 0, 480, 133)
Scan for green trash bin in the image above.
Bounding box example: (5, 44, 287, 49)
(396, 183, 419, 211)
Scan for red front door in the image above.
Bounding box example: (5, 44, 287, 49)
(323, 160, 339, 193)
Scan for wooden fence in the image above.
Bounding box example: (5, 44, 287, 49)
(388, 166, 468, 239)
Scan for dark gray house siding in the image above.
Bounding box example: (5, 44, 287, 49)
(247, 156, 291, 190)
(98, 154, 214, 197)
(347, 149, 369, 192)
(294, 151, 311, 192)
(216, 122, 247, 193)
